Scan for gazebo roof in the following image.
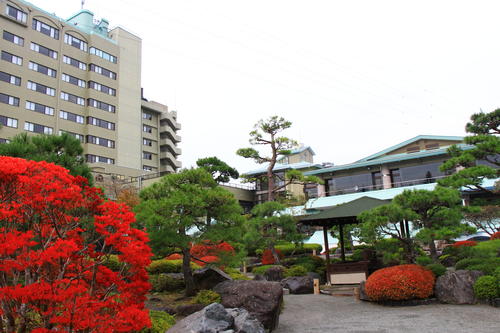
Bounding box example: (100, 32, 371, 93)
(299, 196, 390, 226)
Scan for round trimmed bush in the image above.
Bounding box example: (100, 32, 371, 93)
(365, 264, 435, 301)
(284, 265, 308, 277)
(251, 264, 284, 275)
(416, 256, 433, 266)
(425, 263, 447, 277)
(455, 258, 484, 270)
(473, 276, 500, 300)
(193, 290, 221, 306)
(141, 310, 175, 333)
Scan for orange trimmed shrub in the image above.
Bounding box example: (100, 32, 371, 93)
(490, 232, 500, 240)
(365, 264, 435, 301)
(261, 249, 284, 265)
(165, 253, 183, 260)
(452, 240, 477, 248)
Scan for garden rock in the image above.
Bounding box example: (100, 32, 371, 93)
(214, 280, 283, 331)
(253, 274, 266, 281)
(194, 266, 233, 290)
(167, 303, 265, 333)
(281, 276, 313, 294)
(307, 272, 323, 285)
(264, 266, 284, 281)
(175, 303, 205, 316)
(358, 280, 370, 301)
(435, 270, 484, 304)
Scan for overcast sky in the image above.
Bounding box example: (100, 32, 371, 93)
(32, 0, 500, 176)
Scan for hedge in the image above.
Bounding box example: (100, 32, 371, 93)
(256, 243, 322, 256)
(147, 259, 201, 274)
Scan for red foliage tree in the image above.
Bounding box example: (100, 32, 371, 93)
(452, 240, 478, 248)
(365, 264, 435, 301)
(490, 232, 500, 240)
(261, 249, 284, 265)
(0, 157, 152, 332)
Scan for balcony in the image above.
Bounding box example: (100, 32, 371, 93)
(160, 151, 182, 168)
(159, 138, 181, 155)
(159, 124, 181, 143)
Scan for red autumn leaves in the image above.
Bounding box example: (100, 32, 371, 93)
(0, 157, 152, 332)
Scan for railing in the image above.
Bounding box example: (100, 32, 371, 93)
(221, 182, 256, 190)
(313, 175, 447, 198)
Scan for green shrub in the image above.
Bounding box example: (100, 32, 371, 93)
(193, 290, 221, 306)
(495, 267, 500, 281)
(102, 255, 127, 272)
(257, 243, 322, 257)
(349, 249, 364, 262)
(149, 274, 185, 292)
(147, 259, 201, 274)
(251, 265, 284, 275)
(284, 265, 308, 277)
(455, 258, 484, 270)
(416, 256, 433, 266)
(224, 267, 250, 280)
(473, 276, 500, 300)
(471, 240, 500, 257)
(142, 310, 176, 333)
(425, 263, 447, 277)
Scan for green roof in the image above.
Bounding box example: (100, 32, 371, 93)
(356, 135, 464, 162)
(304, 144, 472, 176)
(299, 197, 390, 224)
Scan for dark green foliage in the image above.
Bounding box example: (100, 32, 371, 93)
(416, 256, 433, 266)
(473, 276, 500, 300)
(224, 268, 250, 280)
(286, 255, 325, 273)
(455, 258, 485, 270)
(102, 255, 126, 272)
(425, 263, 447, 277)
(284, 265, 308, 277)
(147, 259, 201, 274)
(141, 311, 176, 333)
(271, 243, 322, 256)
(0, 132, 93, 184)
(251, 265, 284, 275)
(456, 257, 500, 275)
(439, 109, 499, 193)
(193, 290, 221, 306)
(196, 156, 239, 183)
(149, 274, 185, 292)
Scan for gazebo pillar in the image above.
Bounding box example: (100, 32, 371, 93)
(339, 224, 346, 262)
(322, 225, 331, 285)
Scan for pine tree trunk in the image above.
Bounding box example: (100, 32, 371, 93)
(428, 239, 438, 262)
(181, 247, 196, 297)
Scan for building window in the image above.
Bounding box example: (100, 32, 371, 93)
(0, 71, 21, 86)
(87, 116, 115, 130)
(88, 81, 116, 96)
(32, 18, 59, 39)
(26, 101, 54, 116)
(1, 51, 22, 65)
(27, 81, 55, 96)
(62, 55, 86, 70)
(142, 112, 153, 120)
(86, 135, 115, 148)
(30, 42, 58, 59)
(0, 93, 19, 106)
(143, 125, 152, 133)
(0, 138, 10, 144)
(89, 47, 117, 63)
(3, 31, 24, 46)
(0, 115, 18, 128)
(62, 73, 86, 87)
(371, 171, 383, 190)
(89, 64, 116, 80)
(59, 130, 84, 142)
(60, 91, 85, 105)
(64, 33, 87, 51)
(59, 110, 84, 123)
(390, 169, 402, 187)
(86, 154, 114, 164)
(5, 5, 27, 23)
(87, 98, 115, 113)
(143, 152, 153, 160)
(28, 61, 57, 77)
(143, 166, 155, 172)
(143, 138, 153, 146)
(24, 122, 53, 134)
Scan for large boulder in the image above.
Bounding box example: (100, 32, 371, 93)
(264, 266, 284, 282)
(193, 266, 233, 290)
(175, 303, 205, 316)
(307, 272, 324, 285)
(358, 280, 370, 301)
(167, 303, 265, 333)
(281, 276, 313, 294)
(214, 280, 283, 331)
(435, 270, 484, 304)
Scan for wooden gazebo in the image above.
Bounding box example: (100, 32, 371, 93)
(299, 196, 389, 284)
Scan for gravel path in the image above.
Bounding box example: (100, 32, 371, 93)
(275, 294, 499, 333)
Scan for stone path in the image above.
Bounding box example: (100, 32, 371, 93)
(275, 294, 499, 333)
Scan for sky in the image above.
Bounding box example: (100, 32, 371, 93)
(30, 0, 500, 177)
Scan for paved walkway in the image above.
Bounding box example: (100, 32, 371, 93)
(275, 294, 499, 333)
